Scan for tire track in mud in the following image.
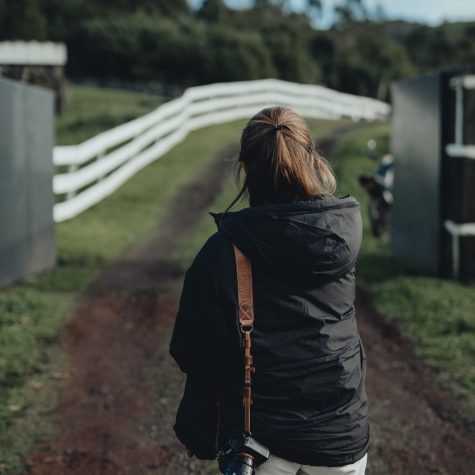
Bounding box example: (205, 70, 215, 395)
(26, 132, 474, 475)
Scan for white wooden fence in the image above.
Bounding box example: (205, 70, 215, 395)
(53, 78, 391, 222)
(444, 74, 475, 278)
(0, 41, 67, 65)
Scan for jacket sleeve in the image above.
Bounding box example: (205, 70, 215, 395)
(170, 233, 240, 378)
(169, 234, 238, 459)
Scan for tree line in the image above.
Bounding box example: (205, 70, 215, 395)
(1, 0, 474, 99)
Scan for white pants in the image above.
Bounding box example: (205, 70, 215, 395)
(254, 453, 367, 475)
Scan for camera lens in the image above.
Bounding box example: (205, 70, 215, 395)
(222, 453, 255, 475)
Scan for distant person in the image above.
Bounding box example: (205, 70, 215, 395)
(170, 106, 369, 475)
(359, 154, 394, 238)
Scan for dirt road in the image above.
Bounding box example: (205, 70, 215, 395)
(26, 145, 474, 475)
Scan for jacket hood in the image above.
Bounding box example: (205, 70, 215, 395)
(210, 195, 362, 284)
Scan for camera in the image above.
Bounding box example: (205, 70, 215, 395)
(219, 435, 270, 475)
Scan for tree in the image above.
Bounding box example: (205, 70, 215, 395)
(204, 26, 277, 83)
(197, 0, 230, 23)
(334, 0, 367, 26)
(0, 0, 4, 29)
(304, 0, 322, 17)
(11, 0, 470, 99)
(39, 0, 89, 41)
(90, 0, 189, 15)
(1, 0, 47, 40)
(310, 31, 335, 85)
(321, 22, 414, 98)
(155, 0, 189, 17)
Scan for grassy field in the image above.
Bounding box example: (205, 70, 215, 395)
(175, 119, 475, 416)
(0, 85, 247, 473)
(1, 89, 473, 472)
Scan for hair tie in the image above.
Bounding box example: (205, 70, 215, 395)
(274, 123, 283, 131)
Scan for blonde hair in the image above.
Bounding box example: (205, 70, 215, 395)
(225, 106, 336, 210)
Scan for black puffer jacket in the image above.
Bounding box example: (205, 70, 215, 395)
(169, 194, 369, 467)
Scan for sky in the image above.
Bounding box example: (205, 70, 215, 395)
(188, 0, 475, 28)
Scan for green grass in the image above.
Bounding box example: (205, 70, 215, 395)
(0, 84, 247, 473)
(56, 85, 164, 145)
(175, 118, 475, 417)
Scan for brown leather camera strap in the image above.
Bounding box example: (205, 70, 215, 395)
(233, 244, 255, 436)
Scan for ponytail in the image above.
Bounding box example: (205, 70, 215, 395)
(226, 106, 336, 210)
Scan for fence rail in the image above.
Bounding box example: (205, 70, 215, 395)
(0, 41, 67, 65)
(53, 78, 391, 222)
(445, 74, 475, 278)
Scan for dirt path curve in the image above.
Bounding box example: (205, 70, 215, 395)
(26, 142, 474, 475)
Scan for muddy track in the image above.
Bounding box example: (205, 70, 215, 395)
(26, 137, 474, 475)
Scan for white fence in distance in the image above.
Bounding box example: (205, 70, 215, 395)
(53, 78, 391, 222)
(0, 41, 67, 65)
(444, 74, 475, 278)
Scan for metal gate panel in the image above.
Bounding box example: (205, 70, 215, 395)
(0, 77, 55, 287)
(390, 74, 442, 273)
